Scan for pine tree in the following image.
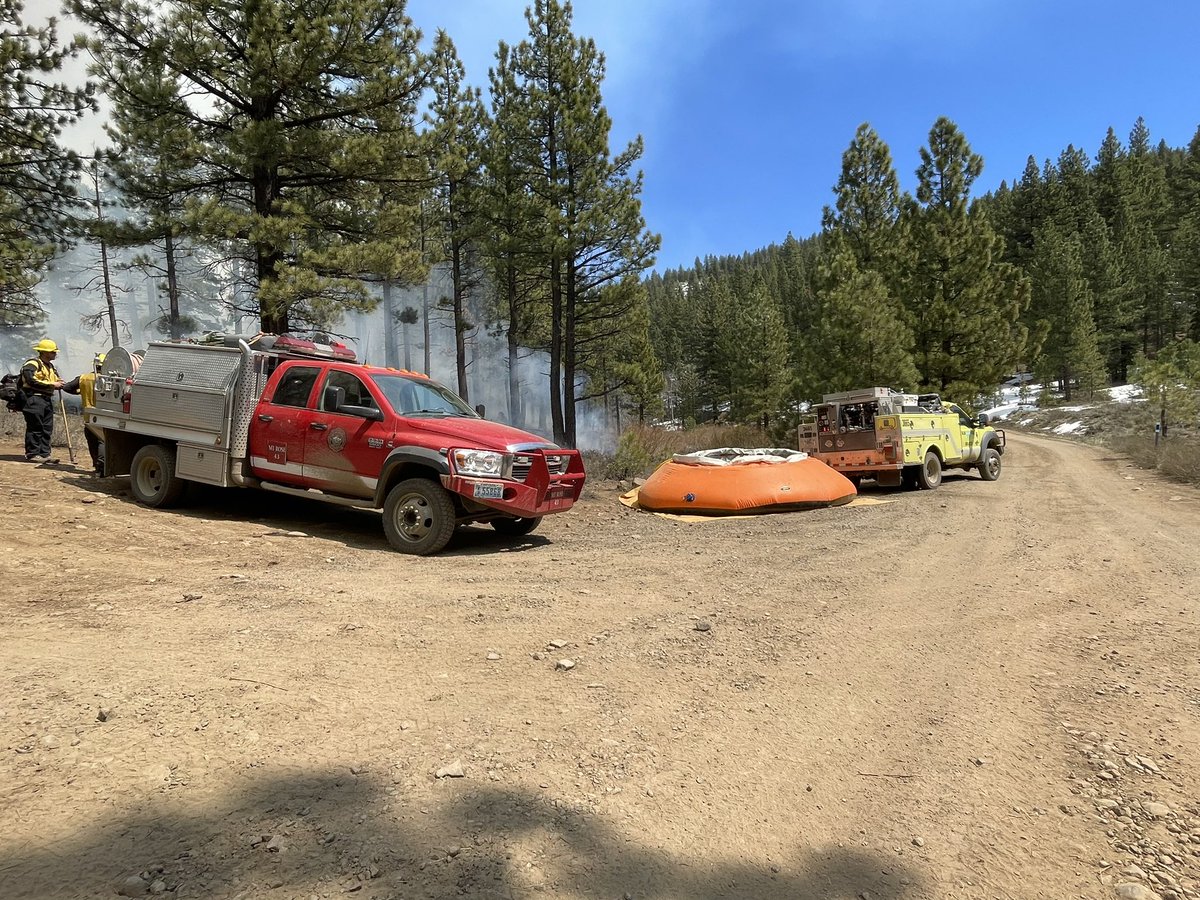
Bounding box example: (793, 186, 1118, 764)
(0, 0, 96, 324)
(71, 0, 429, 334)
(905, 117, 1029, 400)
(479, 41, 544, 428)
(775, 233, 822, 400)
(822, 123, 906, 272)
(504, 0, 659, 446)
(1171, 128, 1200, 342)
(1029, 223, 1106, 399)
(727, 275, 790, 425)
(815, 236, 918, 393)
(425, 31, 488, 401)
(695, 276, 737, 420)
(88, 53, 201, 339)
(993, 155, 1044, 269)
(1123, 118, 1174, 351)
(1132, 340, 1200, 433)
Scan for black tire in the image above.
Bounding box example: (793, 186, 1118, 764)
(382, 478, 457, 555)
(491, 516, 542, 537)
(130, 444, 187, 508)
(978, 446, 1002, 481)
(917, 450, 942, 490)
(845, 475, 862, 489)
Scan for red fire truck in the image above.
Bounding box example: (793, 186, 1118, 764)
(88, 335, 585, 555)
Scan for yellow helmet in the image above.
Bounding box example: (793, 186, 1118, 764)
(33, 339, 58, 353)
(94, 352, 106, 372)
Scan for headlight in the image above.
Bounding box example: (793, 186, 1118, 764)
(453, 449, 506, 477)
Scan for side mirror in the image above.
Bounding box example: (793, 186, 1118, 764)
(475, 403, 486, 418)
(976, 412, 990, 427)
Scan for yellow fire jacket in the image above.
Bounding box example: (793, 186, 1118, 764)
(20, 358, 60, 396)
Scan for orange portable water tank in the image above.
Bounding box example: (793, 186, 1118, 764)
(637, 448, 857, 515)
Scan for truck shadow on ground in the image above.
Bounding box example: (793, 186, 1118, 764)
(852, 471, 986, 495)
(0, 771, 924, 900)
(59, 473, 554, 556)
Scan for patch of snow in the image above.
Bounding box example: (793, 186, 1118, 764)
(1058, 405, 1095, 413)
(1108, 384, 1143, 402)
(981, 402, 1037, 421)
(1053, 421, 1086, 435)
(1018, 418, 1035, 426)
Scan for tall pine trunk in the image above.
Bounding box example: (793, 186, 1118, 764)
(164, 230, 181, 339)
(254, 158, 286, 334)
(452, 236, 468, 401)
(382, 280, 397, 368)
(563, 256, 578, 447)
(549, 256, 564, 444)
(505, 261, 522, 428)
(92, 168, 120, 347)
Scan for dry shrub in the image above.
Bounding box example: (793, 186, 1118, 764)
(589, 422, 774, 480)
(1159, 436, 1200, 484)
(1107, 434, 1159, 470)
(1105, 432, 1200, 486)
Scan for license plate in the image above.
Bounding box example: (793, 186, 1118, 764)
(546, 486, 572, 500)
(473, 482, 504, 500)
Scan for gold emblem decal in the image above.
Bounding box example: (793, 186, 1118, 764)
(327, 427, 347, 452)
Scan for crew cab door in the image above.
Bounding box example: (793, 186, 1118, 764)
(950, 404, 983, 462)
(303, 369, 393, 499)
(247, 364, 322, 486)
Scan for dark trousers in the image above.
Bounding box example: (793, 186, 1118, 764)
(85, 424, 103, 471)
(22, 393, 54, 458)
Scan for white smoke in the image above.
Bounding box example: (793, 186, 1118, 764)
(344, 266, 615, 451)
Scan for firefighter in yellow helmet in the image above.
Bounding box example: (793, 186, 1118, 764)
(62, 352, 106, 474)
(19, 339, 65, 462)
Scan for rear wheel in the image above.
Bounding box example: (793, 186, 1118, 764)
(978, 447, 1002, 481)
(382, 478, 457, 555)
(130, 444, 186, 508)
(917, 450, 942, 490)
(491, 516, 542, 537)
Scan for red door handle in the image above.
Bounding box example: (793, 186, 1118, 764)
(258, 414, 273, 423)
(310, 422, 328, 431)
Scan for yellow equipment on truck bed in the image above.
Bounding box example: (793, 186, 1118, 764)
(797, 387, 1005, 489)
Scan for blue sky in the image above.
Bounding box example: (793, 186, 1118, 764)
(37, 0, 1200, 273)
(407, 0, 1200, 273)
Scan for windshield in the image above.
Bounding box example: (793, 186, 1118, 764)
(371, 374, 477, 418)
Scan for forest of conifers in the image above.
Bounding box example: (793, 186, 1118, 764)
(2, 0, 1198, 448)
(646, 117, 1200, 433)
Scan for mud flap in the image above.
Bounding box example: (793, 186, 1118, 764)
(876, 469, 903, 487)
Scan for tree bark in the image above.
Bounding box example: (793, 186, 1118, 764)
(382, 280, 397, 368)
(506, 261, 522, 428)
(164, 230, 181, 339)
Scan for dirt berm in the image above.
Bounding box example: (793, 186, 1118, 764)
(1, 431, 1197, 900)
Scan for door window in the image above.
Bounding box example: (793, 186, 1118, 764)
(320, 370, 378, 413)
(271, 367, 320, 408)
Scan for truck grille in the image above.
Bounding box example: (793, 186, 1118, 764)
(511, 453, 568, 482)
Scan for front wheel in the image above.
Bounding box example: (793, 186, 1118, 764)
(382, 478, 457, 555)
(130, 444, 186, 508)
(917, 451, 942, 490)
(491, 516, 542, 537)
(978, 447, 1002, 481)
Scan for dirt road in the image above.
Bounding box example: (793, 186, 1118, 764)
(1, 431, 1197, 900)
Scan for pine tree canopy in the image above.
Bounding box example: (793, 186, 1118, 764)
(0, 0, 96, 324)
(71, 0, 431, 333)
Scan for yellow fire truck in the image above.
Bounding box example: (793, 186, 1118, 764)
(797, 387, 1005, 489)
